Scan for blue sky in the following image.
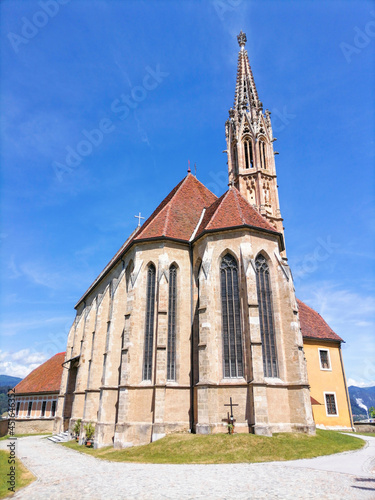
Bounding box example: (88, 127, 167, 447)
(1, 0, 374, 384)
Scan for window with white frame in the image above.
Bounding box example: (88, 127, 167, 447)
(324, 392, 338, 416)
(319, 349, 331, 370)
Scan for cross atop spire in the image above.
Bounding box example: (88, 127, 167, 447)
(233, 31, 259, 113)
(237, 30, 247, 49)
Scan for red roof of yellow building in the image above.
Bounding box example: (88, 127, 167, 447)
(297, 299, 343, 342)
(13, 352, 65, 394)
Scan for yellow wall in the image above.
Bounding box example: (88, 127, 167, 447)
(304, 340, 353, 429)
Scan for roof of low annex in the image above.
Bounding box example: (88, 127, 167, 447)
(13, 352, 65, 395)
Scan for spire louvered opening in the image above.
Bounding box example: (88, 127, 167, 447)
(255, 255, 278, 378)
(243, 138, 254, 169)
(259, 140, 267, 169)
(143, 264, 156, 381)
(167, 264, 177, 381)
(221, 254, 243, 378)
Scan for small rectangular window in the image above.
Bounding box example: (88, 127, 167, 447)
(51, 401, 57, 417)
(41, 401, 46, 417)
(325, 393, 338, 416)
(16, 402, 20, 416)
(27, 401, 32, 417)
(319, 349, 331, 370)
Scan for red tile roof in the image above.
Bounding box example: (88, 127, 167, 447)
(298, 299, 343, 342)
(310, 396, 321, 405)
(75, 176, 283, 307)
(13, 352, 65, 394)
(195, 187, 278, 238)
(134, 174, 217, 241)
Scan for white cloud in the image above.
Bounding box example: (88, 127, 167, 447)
(0, 349, 49, 378)
(0, 315, 71, 337)
(347, 378, 375, 388)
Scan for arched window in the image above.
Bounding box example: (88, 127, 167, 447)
(220, 254, 243, 378)
(143, 264, 156, 381)
(125, 260, 134, 292)
(243, 138, 254, 169)
(255, 255, 278, 377)
(259, 140, 267, 169)
(232, 143, 238, 175)
(167, 264, 177, 381)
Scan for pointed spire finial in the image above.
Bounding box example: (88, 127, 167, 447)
(187, 159, 191, 173)
(237, 30, 247, 49)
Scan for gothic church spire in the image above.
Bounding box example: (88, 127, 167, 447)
(225, 31, 283, 235)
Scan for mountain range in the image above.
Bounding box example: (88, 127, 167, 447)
(348, 386, 375, 421)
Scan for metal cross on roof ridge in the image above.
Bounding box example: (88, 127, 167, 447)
(134, 212, 145, 227)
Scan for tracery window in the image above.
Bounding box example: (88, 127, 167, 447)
(243, 138, 254, 169)
(221, 254, 243, 378)
(259, 140, 267, 169)
(143, 264, 156, 381)
(255, 255, 278, 377)
(167, 265, 177, 381)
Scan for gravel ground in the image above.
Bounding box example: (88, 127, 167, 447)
(1, 434, 374, 499)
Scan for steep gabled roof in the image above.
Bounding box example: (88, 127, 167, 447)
(13, 352, 65, 394)
(75, 177, 283, 308)
(298, 299, 343, 342)
(194, 186, 279, 239)
(134, 174, 217, 241)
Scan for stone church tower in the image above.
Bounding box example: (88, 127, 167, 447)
(55, 32, 315, 447)
(226, 31, 283, 235)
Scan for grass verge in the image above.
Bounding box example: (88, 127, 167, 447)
(61, 429, 364, 464)
(0, 433, 51, 441)
(347, 432, 375, 438)
(0, 450, 35, 499)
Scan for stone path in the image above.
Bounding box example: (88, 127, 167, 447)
(1, 435, 374, 499)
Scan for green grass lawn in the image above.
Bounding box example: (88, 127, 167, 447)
(0, 433, 51, 441)
(62, 429, 364, 464)
(348, 432, 375, 438)
(0, 450, 35, 499)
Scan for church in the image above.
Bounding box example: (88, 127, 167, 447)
(54, 31, 318, 448)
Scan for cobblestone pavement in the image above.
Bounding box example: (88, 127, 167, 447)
(2, 435, 374, 499)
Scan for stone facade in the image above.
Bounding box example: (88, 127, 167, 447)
(55, 32, 316, 448)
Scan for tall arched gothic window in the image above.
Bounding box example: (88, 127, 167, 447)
(167, 264, 177, 381)
(232, 143, 238, 175)
(143, 264, 156, 381)
(220, 254, 243, 378)
(259, 140, 267, 169)
(243, 138, 254, 169)
(255, 255, 278, 377)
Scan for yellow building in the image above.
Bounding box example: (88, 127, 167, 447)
(298, 299, 354, 430)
